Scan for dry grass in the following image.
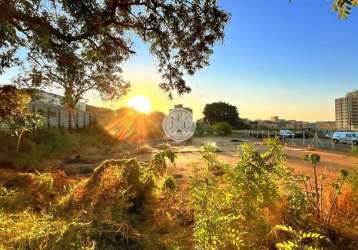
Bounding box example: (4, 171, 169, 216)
(1, 137, 357, 249)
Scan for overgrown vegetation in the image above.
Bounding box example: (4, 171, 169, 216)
(0, 138, 357, 249)
(0, 85, 43, 153)
(0, 124, 117, 169)
(0, 148, 178, 249)
(192, 139, 358, 249)
(195, 121, 233, 137)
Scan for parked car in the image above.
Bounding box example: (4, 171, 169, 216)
(324, 132, 333, 139)
(332, 132, 358, 145)
(280, 129, 295, 138)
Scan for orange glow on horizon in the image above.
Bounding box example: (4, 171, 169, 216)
(101, 107, 164, 142)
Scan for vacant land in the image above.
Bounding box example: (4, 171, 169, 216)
(1, 132, 357, 249)
(55, 136, 358, 183)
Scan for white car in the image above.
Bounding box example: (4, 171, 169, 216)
(332, 132, 358, 145)
(280, 129, 295, 138)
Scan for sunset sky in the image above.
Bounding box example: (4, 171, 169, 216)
(2, 0, 358, 122)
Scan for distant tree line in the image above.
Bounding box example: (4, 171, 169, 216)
(196, 101, 250, 136)
(203, 102, 250, 129)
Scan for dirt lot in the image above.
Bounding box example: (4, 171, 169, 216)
(55, 136, 358, 192)
(165, 137, 358, 191)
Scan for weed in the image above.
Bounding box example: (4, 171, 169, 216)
(201, 142, 226, 174)
(192, 166, 244, 250)
(162, 175, 176, 192)
(273, 224, 326, 250)
(349, 145, 358, 156)
(148, 147, 176, 177)
(300, 154, 350, 226)
(192, 139, 287, 249)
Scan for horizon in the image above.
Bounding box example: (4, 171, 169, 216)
(1, 0, 358, 122)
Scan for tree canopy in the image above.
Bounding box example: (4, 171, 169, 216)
(203, 102, 240, 127)
(1, 0, 229, 105)
(1, 0, 355, 107)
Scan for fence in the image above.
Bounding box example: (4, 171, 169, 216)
(0, 109, 94, 132)
(233, 129, 357, 153)
(38, 108, 93, 129)
(27, 102, 97, 129)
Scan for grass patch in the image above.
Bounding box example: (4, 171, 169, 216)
(0, 124, 117, 170)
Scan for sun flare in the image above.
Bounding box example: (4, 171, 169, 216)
(127, 96, 152, 113)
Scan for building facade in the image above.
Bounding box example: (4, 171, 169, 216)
(335, 90, 358, 131)
(29, 89, 86, 112)
(316, 121, 336, 130)
(28, 89, 90, 129)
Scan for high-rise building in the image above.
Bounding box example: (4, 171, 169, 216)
(335, 91, 358, 130)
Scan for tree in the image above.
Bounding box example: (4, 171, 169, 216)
(0, 85, 42, 152)
(1, 0, 229, 102)
(203, 102, 240, 126)
(15, 46, 130, 109)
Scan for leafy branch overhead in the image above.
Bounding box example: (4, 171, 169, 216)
(332, 0, 358, 18)
(1, 0, 229, 101)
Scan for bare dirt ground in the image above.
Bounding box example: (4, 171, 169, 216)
(56, 136, 358, 193)
(165, 137, 358, 191)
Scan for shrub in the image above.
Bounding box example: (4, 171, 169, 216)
(201, 143, 226, 175)
(288, 154, 351, 227)
(148, 147, 176, 177)
(193, 139, 287, 249)
(235, 140, 287, 213)
(192, 166, 244, 250)
(0, 125, 118, 169)
(0, 86, 43, 153)
(212, 122, 232, 136)
(0, 172, 55, 211)
(195, 121, 213, 136)
(59, 158, 151, 217)
(162, 175, 176, 192)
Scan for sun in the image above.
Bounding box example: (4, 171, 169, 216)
(127, 96, 152, 113)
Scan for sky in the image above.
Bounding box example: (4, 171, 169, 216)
(2, 0, 358, 122)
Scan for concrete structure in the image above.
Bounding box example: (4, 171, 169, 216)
(29, 89, 86, 112)
(28, 89, 91, 129)
(255, 118, 315, 130)
(335, 91, 358, 131)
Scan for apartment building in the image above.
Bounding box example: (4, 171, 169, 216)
(335, 90, 358, 130)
